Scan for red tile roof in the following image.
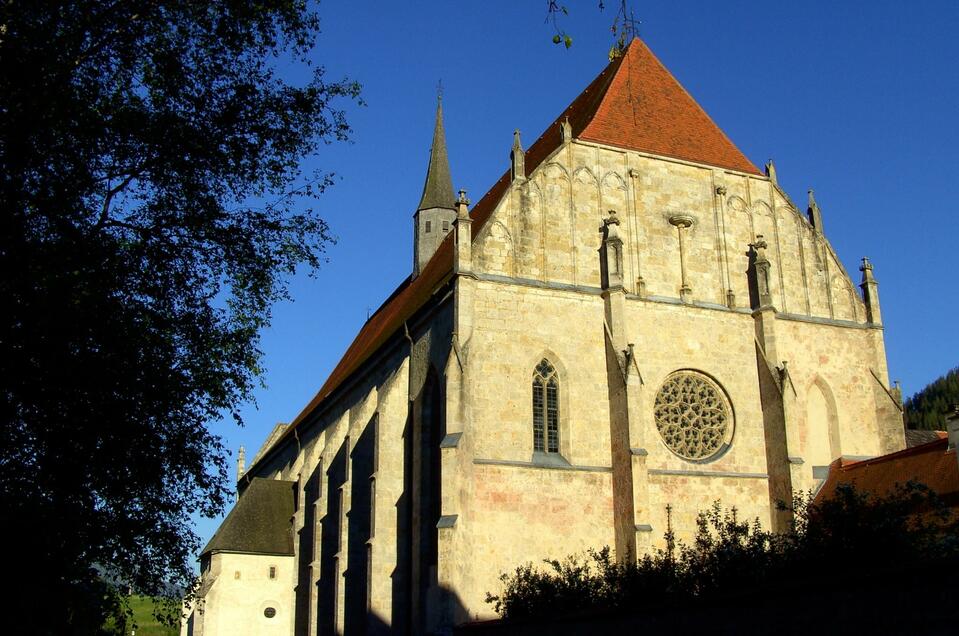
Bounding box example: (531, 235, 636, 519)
(251, 39, 763, 470)
(816, 438, 959, 507)
(579, 39, 761, 175)
(285, 237, 454, 430)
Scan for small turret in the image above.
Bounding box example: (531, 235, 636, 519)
(413, 96, 457, 277)
(511, 129, 526, 182)
(859, 256, 882, 325)
(807, 189, 824, 234)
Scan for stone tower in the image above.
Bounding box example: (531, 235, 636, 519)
(413, 97, 456, 277)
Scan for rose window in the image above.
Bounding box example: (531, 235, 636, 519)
(654, 371, 733, 460)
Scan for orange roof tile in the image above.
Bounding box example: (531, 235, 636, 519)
(816, 438, 959, 506)
(250, 38, 764, 470)
(285, 237, 454, 431)
(579, 39, 761, 174)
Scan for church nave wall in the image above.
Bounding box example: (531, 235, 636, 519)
(773, 318, 905, 494)
(467, 279, 612, 468)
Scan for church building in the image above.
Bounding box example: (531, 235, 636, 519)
(183, 38, 905, 635)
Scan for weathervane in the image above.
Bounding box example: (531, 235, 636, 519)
(436, 79, 444, 102)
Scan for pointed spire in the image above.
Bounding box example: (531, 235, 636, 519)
(807, 189, 823, 234)
(417, 97, 456, 212)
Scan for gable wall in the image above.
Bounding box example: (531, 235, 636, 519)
(474, 141, 866, 323)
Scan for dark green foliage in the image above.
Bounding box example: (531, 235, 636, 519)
(0, 2, 359, 633)
(486, 483, 958, 620)
(904, 366, 959, 431)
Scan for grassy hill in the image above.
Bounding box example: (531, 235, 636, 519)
(103, 595, 179, 636)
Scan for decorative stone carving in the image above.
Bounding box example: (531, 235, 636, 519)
(654, 371, 733, 460)
(668, 214, 694, 302)
(601, 210, 624, 289)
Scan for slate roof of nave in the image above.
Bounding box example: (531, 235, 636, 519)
(250, 38, 765, 471)
(201, 478, 295, 556)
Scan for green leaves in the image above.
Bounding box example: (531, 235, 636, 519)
(904, 366, 959, 430)
(487, 484, 958, 621)
(1, 2, 358, 631)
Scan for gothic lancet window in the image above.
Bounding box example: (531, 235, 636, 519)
(532, 360, 559, 453)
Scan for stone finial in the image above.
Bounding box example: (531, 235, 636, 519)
(237, 445, 246, 481)
(456, 189, 470, 219)
(859, 256, 881, 324)
(765, 159, 777, 185)
(561, 117, 572, 144)
(807, 189, 823, 234)
(511, 129, 526, 182)
(454, 189, 473, 274)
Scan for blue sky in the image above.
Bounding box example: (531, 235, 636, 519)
(195, 1, 959, 550)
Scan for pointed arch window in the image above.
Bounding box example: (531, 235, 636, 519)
(532, 360, 559, 453)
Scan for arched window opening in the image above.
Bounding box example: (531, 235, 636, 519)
(532, 360, 559, 453)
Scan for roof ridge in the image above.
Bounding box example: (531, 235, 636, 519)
(839, 437, 950, 472)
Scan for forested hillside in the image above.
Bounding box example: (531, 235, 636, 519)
(904, 367, 959, 430)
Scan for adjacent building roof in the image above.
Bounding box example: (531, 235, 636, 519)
(905, 429, 948, 448)
(250, 38, 763, 473)
(201, 478, 296, 556)
(816, 437, 959, 508)
(417, 99, 456, 212)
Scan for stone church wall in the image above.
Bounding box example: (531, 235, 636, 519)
(187, 552, 295, 636)
(622, 299, 772, 546)
(217, 130, 901, 633)
(240, 296, 455, 635)
(474, 142, 865, 327)
(454, 279, 617, 618)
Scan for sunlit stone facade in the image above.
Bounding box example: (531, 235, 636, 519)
(184, 39, 904, 636)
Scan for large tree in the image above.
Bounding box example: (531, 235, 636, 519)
(0, 2, 359, 632)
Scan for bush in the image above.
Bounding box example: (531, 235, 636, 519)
(486, 482, 958, 620)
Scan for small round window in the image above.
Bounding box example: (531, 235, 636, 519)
(654, 370, 733, 461)
(264, 607, 277, 619)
